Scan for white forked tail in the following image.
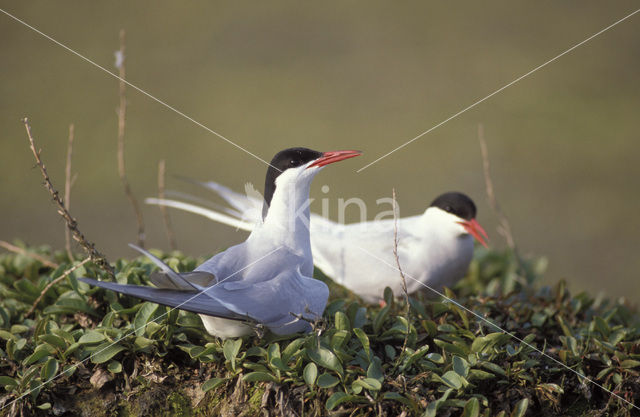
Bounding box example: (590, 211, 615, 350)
(145, 197, 255, 232)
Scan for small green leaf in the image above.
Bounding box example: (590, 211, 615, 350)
(531, 312, 547, 327)
(202, 377, 226, 392)
(43, 297, 98, 317)
(372, 306, 390, 334)
(316, 373, 339, 388)
(0, 376, 18, 389)
(133, 336, 155, 351)
(471, 333, 509, 353)
(78, 331, 106, 345)
(335, 311, 350, 331)
(426, 353, 444, 364)
(36, 403, 52, 410)
(40, 357, 58, 382)
(423, 388, 453, 417)
(367, 357, 384, 382)
(242, 372, 279, 383)
(326, 392, 365, 411)
(556, 315, 572, 338)
(223, 338, 242, 372)
(107, 360, 122, 373)
(90, 342, 126, 364)
(38, 334, 67, 351)
(331, 330, 350, 350)
(440, 371, 463, 389)
(282, 338, 306, 362)
(353, 377, 381, 391)
(468, 369, 495, 380)
(453, 356, 470, 378)
(303, 362, 318, 387)
(593, 316, 609, 337)
(10, 324, 29, 334)
(510, 398, 529, 417)
(308, 346, 344, 377)
(0, 330, 17, 341)
(461, 397, 480, 417)
(620, 359, 640, 369)
(270, 357, 290, 372)
(23, 344, 55, 365)
(382, 392, 413, 407)
(133, 302, 159, 337)
(353, 328, 371, 361)
(596, 367, 613, 380)
(480, 361, 506, 376)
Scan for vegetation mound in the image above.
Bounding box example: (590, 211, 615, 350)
(0, 244, 638, 416)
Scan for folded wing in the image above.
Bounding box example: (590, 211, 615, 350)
(78, 277, 251, 323)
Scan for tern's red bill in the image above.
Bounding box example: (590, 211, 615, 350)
(307, 150, 361, 168)
(458, 218, 489, 248)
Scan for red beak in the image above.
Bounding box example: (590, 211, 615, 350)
(458, 218, 489, 248)
(307, 150, 361, 168)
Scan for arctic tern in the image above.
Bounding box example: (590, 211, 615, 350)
(148, 183, 488, 303)
(80, 147, 361, 338)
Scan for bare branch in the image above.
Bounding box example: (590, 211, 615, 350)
(26, 257, 91, 317)
(116, 28, 145, 247)
(392, 188, 411, 364)
(0, 240, 58, 269)
(23, 117, 115, 277)
(157, 159, 177, 250)
(478, 124, 516, 249)
(478, 124, 530, 284)
(64, 123, 75, 261)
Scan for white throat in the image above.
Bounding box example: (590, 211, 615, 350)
(254, 168, 316, 253)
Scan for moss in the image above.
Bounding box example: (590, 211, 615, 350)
(193, 389, 224, 416)
(246, 384, 265, 415)
(166, 392, 192, 417)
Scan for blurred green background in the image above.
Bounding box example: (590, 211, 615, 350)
(1, 2, 638, 301)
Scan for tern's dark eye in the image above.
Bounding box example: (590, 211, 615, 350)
(444, 206, 452, 213)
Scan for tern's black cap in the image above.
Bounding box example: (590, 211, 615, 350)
(429, 192, 477, 221)
(262, 148, 323, 218)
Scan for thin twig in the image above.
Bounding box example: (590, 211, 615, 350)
(478, 124, 528, 280)
(23, 118, 115, 277)
(0, 240, 58, 269)
(26, 257, 91, 317)
(157, 159, 177, 250)
(64, 123, 76, 261)
(478, 124, 516, 250)
(392, 188, 411, 366)
(116, 28, 145, 247)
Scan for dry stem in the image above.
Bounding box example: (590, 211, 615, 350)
(0, 240, 58, 269)
(392, 188, 411, 365)
(478, 124, 516, 250)
(478, 124, 518, 248)
(26, 257, 91, 317)
(64, 123, 77, 261)
(116, 28, 145, 247)
(157, 159, 177, 250)
(23, 118, 115, 277)
(478, 124, 529, 281)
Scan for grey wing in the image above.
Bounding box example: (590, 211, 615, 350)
(78, 278, 251, 322)
(204, 269, 329, 335)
